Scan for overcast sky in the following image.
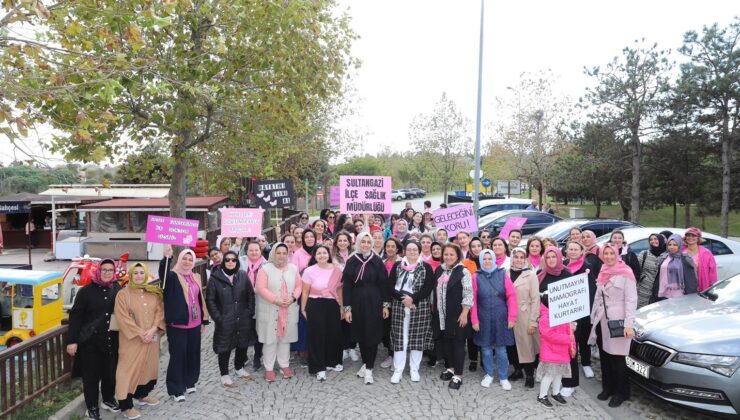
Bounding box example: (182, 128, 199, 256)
(337, 0, 738, 156)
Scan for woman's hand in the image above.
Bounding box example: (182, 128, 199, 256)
(344, 311, 352, 323)
(66, 343, 77, 357)
(624, 327, 635, 339)
(401, 295, 414, 308)
(382, 308, 389, 319)
(507, 321, 516, 329)
(457, 312, 468, 328)
(472, 323, 480, 332)
(301, 309, 307, 320)
(527, 325, 536, 335)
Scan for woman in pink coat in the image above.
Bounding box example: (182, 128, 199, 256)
(588, 243, 637, 408)
(682, 227, 718, 291)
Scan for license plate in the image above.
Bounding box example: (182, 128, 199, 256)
(626, 356, 650, 379)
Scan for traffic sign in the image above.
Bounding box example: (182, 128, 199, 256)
(481, 178, 492, 188)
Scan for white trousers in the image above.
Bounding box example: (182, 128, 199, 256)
(262, 336, 291, 371)
(393, 309, 423, 373)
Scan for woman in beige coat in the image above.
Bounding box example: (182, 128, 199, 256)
(507, 247, 540, 388)
(255, 242, 303, 382)
(115, 263, 165, 419)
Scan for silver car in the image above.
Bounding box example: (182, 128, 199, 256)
(629, 274, 740, 417)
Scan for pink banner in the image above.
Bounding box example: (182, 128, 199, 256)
(498, 216, 527, 239)
(432, 204, 477, 237)
(220, 208, 264, 237)
(329, 185, 340, 207)
(145, 215, 199, 246)
(339, 176, 392, 214)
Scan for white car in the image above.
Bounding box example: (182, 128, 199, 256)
(391, 190, 405, 201)
(450, 198, 532, 218)
(596, 227, 740, 281)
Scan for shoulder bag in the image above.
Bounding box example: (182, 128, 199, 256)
(601, 289, 624, 338)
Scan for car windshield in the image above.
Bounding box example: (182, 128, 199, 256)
(699, 274, 740, 304)
(534, 221, 580, 240)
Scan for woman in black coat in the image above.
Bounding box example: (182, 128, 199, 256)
(206, 250, 256, 387)
(66, 259, 121, 420)
(342, 232, 390, 385)
(434, 243, 474, 390)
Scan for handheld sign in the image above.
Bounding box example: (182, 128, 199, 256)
(498, 216, 527, 239)
(339, 176, 392, 214)
(329, 186, 340, 207)
(432, 204, 478, 237)
(145, 215, 199, 247)
(547, 273, 590, 327)
(253, 179, 295, 209)
(220, 208, 264, 237)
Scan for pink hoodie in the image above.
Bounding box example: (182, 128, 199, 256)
(538, 304, 575, 364)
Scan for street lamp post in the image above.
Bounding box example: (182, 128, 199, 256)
(472, 0, 485, 216)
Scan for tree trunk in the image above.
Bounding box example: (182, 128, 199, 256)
(595, 197, 601, 218)
(169, 148, 188, 219)
(684, 200, 691, 228)
(720, 116, 732, 238)
(443, 182, 449, 205)
(630, 127, 641, 224)
(672, 199, 677, 228)
(537, 185, 544, 209)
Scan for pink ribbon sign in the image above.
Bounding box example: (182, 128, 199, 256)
(498, 216, 527, 239)
(339, 176, 392, 214)
(329, 186, 340, 207)
(145, 215, 199, 246)
(432, 204, 478, 237)
(220, 208, 264, 237)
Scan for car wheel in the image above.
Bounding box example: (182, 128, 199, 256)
(7, 337, 22, 347)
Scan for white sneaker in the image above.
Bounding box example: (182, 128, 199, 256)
(172, 395, 185, 402)
(480, 374, 494, 388)
(328, 364, 343, 372)
(185, 387, 196, 394)
(349, 349, 360, 362)
(583, 366, 595, 378)
(356, 364, 366, 377)
(220, 375, 235, 387)
(410, 370, 420, 382)
(364, 369, 374, 384)
(560, 387, 575, 397)
(500, 379, 512, 391)
(343, 350, 349, 361)
(390, 370, 402, 384)
(316, 371, 326, 381)
(380, 356, 393, 369)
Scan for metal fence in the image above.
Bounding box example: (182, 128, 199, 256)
(0, 325, 72, 417)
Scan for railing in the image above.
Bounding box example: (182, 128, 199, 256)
(0, 326, 72, 417)
(263, 210, 302, 243)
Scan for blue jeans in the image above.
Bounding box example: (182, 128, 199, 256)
(481, 346, 509, 379)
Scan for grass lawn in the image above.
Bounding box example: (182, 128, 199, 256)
(550, 202, 740, 236)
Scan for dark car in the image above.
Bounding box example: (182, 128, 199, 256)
(478, 210, 562, 237)
(410, 188, 426, 198)
(530, 219, 641, 245)
(399, 188, 417, 199)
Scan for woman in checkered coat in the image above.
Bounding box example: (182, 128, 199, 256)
(388, 240, 436, 384)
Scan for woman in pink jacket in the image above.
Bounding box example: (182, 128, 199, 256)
(588, 243, 637, 408)
(537, 293, 576, 409)
(683, 227, 718, 291)
(471, 249, 518, 391)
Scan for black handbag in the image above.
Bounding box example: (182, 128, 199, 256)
(601, 290, 625, 338)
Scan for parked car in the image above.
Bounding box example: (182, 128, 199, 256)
(596, 227, 740, 281)
(409, 188, 426, 198)
(450, 198, 532, 218)
(391, 189, 405, 201)
(399, 188, 417, 199)
(530, 219, 640, 246)
(629, 274, 740, 418)
(478, 210, 562, 237)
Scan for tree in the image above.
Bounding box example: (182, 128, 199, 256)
(1, 0, 356, 218)
(676, 19, 739, 237)
(335, 155, 386, 177)
(409, 93, 471, 204)
(584, 40, 671, 224)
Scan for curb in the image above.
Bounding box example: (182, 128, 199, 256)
(50, 335, 169, 420)
(49, 393, 85, 420)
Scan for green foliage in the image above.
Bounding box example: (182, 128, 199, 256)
(335, 155, 386, 176)
(0, 164, 79, 195)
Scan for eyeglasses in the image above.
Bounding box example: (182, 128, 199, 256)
(100, 268, 115, 273)
(300, 216, 308, 220)
(224, 258, 238, 262)
(328, 216, 335, 219)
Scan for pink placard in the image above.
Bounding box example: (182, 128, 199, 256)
(339, 176, 392, 214)
(433, 204, 478, 237)
(220, 208, 264, 237)
(498, 216, 527, 239)
(329, 186, 340, 207)
(145, 215, 199, 246)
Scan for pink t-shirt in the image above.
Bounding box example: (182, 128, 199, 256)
(302, 265, 340, 300)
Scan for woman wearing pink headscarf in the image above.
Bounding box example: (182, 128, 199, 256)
(588, 243, 637, 408)
(163, 249, 210, 402)
(682, 227, 718, 291)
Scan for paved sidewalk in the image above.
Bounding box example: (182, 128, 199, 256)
(83, 326, 610, 420)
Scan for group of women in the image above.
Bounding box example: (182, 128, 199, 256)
(67, 205, 718, 417)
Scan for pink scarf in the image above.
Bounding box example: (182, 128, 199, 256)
(582, 230, 600, 256)
(597, 244, 636, 285)
(529, 254, 541, 269)
(401, 257, 418, 272)
(277, 271, 289, 337)
(537, 247, 565, 283)
(353, 253, 373, 283)
(566, 256, 585, 274)
(495, 254, 506, 268)
(246, 256, 266, 287)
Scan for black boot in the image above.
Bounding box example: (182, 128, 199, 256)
(509, 369, 524, 381)
(525, 376, 535, 388)
(468, 360, 477, 372)
(85, 408, 101, 420)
